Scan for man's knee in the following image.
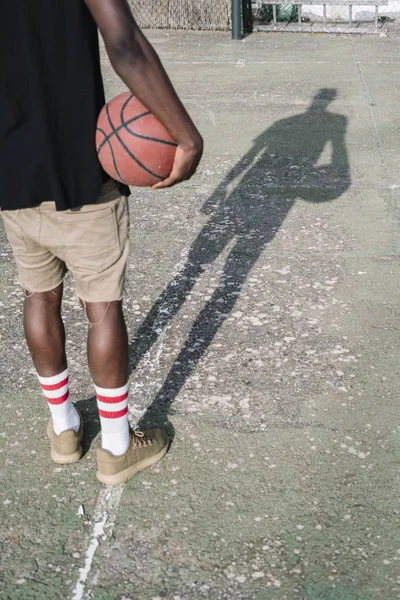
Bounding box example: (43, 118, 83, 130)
(24, 284, 63, 306)
(81, 299, 122, 327)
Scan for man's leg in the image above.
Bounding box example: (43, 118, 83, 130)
(24, 284, 66, 376)
(85, 298, 169, 484)
(85, 300, 130, 456)
(85, 300, 128, 388)
(63, 191, 168, 481)
(24, 284, 80, 436)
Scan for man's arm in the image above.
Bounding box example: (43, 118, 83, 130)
(84, 0, 203, 188)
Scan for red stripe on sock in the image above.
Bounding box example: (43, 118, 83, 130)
(96, 392, 129, 404)
(98, 407, 128, 419)
(46, 391, 70, 405)
(41, 377, 69, 392)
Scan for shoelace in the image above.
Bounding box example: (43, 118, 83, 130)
(132, 429, 153, 448)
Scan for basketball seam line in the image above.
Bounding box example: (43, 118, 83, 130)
(104, 102, 165, 181)
(96, 126, 127, 185)
(96, 110, 151, 155)
(97, 95, 178, 155)
(121, 94, 177, 149)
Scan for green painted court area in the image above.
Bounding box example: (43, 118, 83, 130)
(1, 31, 399, 600)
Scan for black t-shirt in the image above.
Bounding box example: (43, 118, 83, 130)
(0, 0, 129, 211)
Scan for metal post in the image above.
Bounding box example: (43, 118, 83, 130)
(232, 0, 241, 40)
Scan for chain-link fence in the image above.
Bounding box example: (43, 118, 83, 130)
(129, 0, 231, 30)
(129, 0, 399, 33)
(252, 0, 398, 33)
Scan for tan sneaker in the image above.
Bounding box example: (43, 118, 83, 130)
(96, 428, 169, 485)
(47, 410, 83, 464)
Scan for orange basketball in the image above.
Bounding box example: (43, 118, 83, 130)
(96, 92, 177, 187)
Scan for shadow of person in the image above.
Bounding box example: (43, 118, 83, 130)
(75, 395, 100, 456)
(130, 88, 350, 435)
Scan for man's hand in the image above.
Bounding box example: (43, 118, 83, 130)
(152, 138, 203, 189)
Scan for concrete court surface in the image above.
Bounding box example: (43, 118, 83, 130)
(0, 30, 400, 600)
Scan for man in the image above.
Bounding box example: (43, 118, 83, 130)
(0, 0, 203, 485)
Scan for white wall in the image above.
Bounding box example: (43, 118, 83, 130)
(252, 0, 398, 21)
(302, 0, 397, 20)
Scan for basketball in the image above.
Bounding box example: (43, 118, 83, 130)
(96, 92, 177, 187)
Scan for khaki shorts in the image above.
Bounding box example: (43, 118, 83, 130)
(1, 181, 130, 302)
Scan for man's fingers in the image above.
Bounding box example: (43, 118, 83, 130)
(150, 142, 203, 189)
(152, 170, 196, 189)
(151, 175, 181, 189)
(152, 167, 196, 189)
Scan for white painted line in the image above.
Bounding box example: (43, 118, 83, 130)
(163, 60, 332, 65)
(208, 110, 217, 127)
(130, 246, 190, 410)
(70, 246, 192, 600)
(351, 39, 397, 227)
(71, 486, 124, 600)
(351, 39, 389, 181)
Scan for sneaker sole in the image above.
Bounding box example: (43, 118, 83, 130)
(50, 445, 83, 464)
(96, 442, 169, 486)
(47, 421, 83, 464)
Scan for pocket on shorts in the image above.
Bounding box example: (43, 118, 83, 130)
(2, 211, 28, 253)
(64, 203, 121, 273)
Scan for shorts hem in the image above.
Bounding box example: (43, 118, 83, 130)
(76, 293, 124, 304)
(19, 277, 65, 295)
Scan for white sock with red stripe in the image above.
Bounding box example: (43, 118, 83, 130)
(38, 368, 80, 436)
(95, 383, 130, 456)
